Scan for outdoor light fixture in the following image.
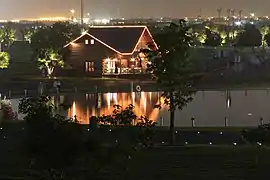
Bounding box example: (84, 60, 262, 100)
(209, 142, 212, 145)
(197, 131, 200, 134)
(0, 127, 2, 130)
(220, 132, 223, 135)
(185, 142, 188, 145)
(257, 142, 262, 146)
(109, 129, 112, 132)
(233, 142, 237, 146)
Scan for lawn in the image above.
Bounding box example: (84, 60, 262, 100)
(1, 121, 268, 179)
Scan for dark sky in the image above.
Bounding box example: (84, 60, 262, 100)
(1, 0, 269, 20)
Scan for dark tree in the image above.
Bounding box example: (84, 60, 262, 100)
(265, 33, 270, 47)
(204, 29, 222, 47)
(236, 24, 262, 47)
(146, 20, 200, 144)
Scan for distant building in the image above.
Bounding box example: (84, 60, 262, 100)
(62, 25, 158, 76)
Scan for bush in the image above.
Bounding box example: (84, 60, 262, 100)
(242, 123, 270, 144)
(18, 96, 84, 170)
(0, 99, 17, 121)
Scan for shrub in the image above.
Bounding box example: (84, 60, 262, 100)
(18, 96, 84, 170)
(242, 123, 270, 144)
(0, 99, 17, 121)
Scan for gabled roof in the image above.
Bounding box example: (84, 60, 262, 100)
(64, 26, 158, 55)
(88, 26, 145, 53)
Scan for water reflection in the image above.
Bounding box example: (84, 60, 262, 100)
(9, 89, 270, 127)
(67, 92, 161, 124)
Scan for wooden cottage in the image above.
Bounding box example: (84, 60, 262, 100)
(63, 26, 158, 76)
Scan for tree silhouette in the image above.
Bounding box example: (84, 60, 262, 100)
(145, 20, 199, 144)
(236, 24, 262, 47)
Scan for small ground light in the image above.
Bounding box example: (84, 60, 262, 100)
(209, 142, 212, 145)
(87, 128, 90, 131)
(257, 142, 262, 146)
(0, 127, 2, 130)
(197, 131, 200, 134)
(233, 142, 237, 146)
(220, 132, 223, 135)
(175, 131, 178, 134)
(161, 141, 165, 144)
(185, 141, 188, 145)
(4, 136, 6, 139)
(109, 129, 112, 132)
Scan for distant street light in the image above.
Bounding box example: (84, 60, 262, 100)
(70, 9, 75, 21)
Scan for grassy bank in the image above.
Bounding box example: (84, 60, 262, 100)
(1, 121, 269, 179)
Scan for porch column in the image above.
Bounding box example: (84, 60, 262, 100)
(119, 58, 122, 74)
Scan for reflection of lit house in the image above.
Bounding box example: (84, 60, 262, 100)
(63, 26, 158, 76)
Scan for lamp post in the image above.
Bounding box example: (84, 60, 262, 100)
(70, 9, 75, 22)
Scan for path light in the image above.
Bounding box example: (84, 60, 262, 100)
(109, 129, 112, 132)
(220, 132, 223, 135)
(175, 130, 178, 134)
(257, 142, 262, 146)
(0, 127, 3, 130)
(87, 128, 90, 131)
(197, 131, 200, 135)
(209, 142, 212, 145)
(4, 136, 6, 139)
(115, 140, 118, 143)
(161, 141, 165, 144)
(233, 142, 237, 146)
(185, 141, 188, 145)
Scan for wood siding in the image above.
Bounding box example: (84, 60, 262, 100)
(64, 35, 118, 76)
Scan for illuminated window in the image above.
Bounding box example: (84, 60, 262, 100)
(85, 61, 94, 72)
(85, 39, 89, 44)
(90, 39, 95, 44)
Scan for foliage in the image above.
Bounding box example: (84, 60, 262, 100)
(265, 33, 270, 47)
(0, 23, 16, 47)
(242, 123, 270, 144)
(37, 49, 64, 76)
(145, 19, 199, 143)
(259, 25, 270, 47)
(31, 22, 80, 75)
(236, 24, 262, 47)
(18, 97, 156, 179)
(204, 28, 222, 47)
(31, 22, 80, 57)
(18, 96, 83, 171)
(0, 51, 10, 69)
(21, 27, 39, 42)
(97, 104, 137, 126)
(0, 99, 17, 121)
(86, 104, 156, 178)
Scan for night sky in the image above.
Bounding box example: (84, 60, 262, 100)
(0, 0, 269, 19)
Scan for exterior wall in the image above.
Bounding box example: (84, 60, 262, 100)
(135, 29, 157, 51)
(63, 35, 118, 76)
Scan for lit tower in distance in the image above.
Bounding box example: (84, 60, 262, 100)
(80, 0, 84, 25)
(217, 8, 222, 24)
(226, 8, 231, 25)
(239, 10, 243, 21)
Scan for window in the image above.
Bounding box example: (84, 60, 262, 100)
(90, 39, 95, 44)
(85, 61, 94, 72)
(85, 39, 89, 44)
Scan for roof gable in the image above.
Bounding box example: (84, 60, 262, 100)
(88, 26, 145, 53)
(64, 26, 158, 55)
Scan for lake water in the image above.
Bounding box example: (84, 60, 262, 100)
(8, 89, 270, 127)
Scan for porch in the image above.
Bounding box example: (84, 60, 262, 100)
(102, 53, 149, 75)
